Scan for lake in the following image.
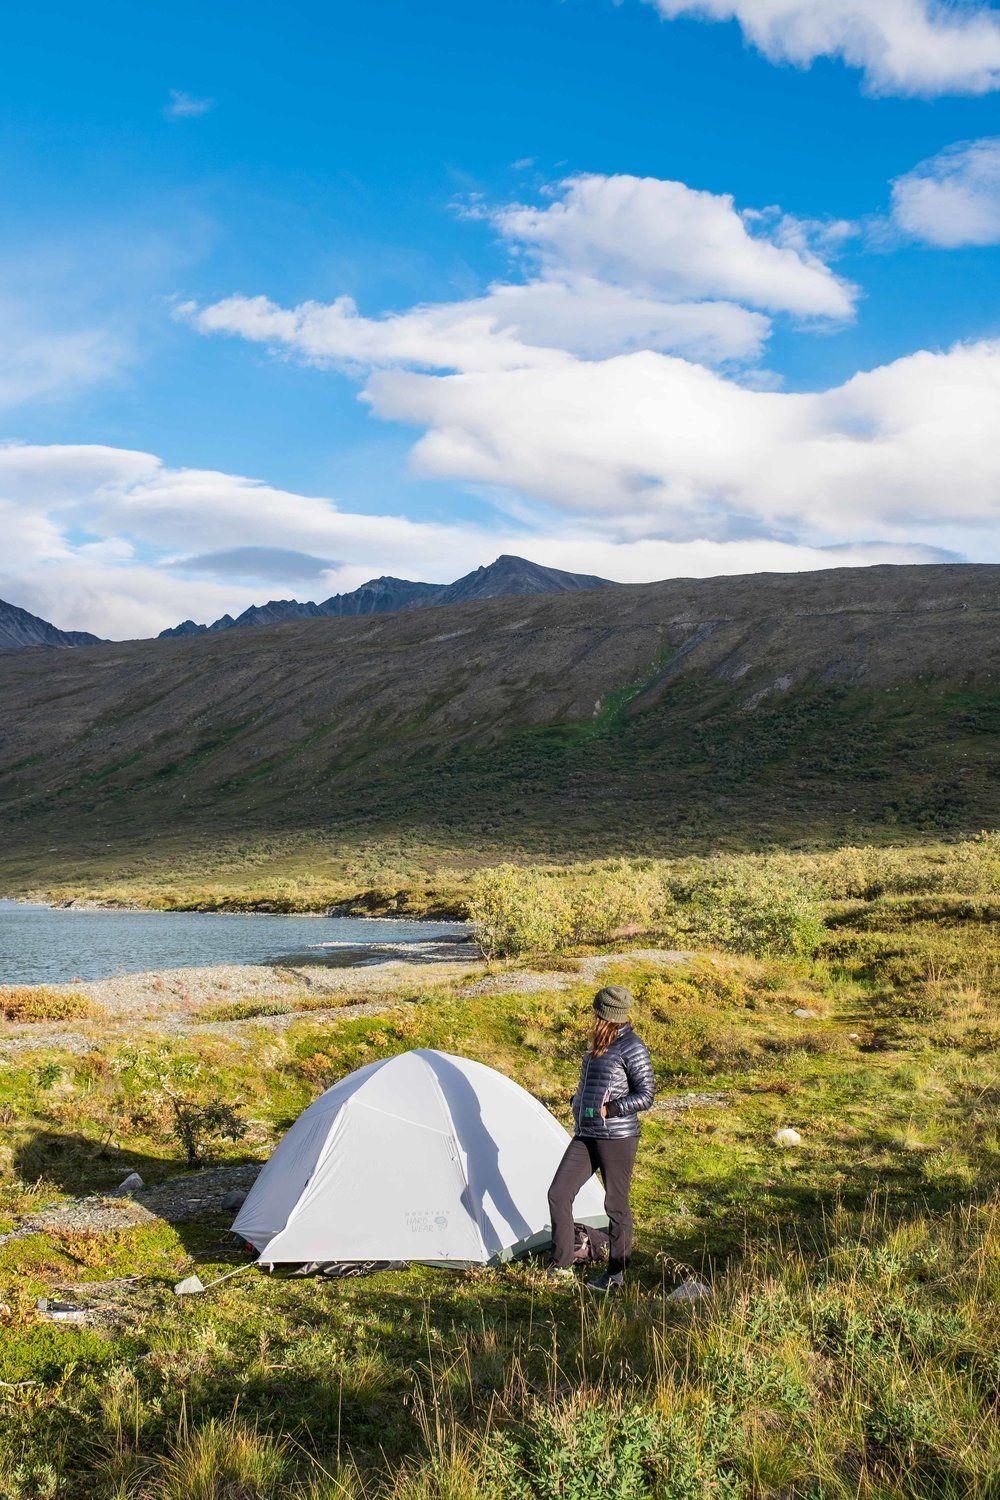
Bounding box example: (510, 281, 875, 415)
(0, 900, 470, 985)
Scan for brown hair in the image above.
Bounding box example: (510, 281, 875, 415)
(589, 1017, 624, 1058)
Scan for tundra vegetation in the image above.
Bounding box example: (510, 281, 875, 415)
(1, 834, 999, 1497)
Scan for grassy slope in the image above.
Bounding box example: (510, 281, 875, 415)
(2, 677, 998, 912)
(1, 564, 997, 905)
(3, 875, 1000, 1496)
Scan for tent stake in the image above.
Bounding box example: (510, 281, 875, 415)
(174, 1262, 258, 1297)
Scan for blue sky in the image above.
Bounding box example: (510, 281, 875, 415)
(1, 0, 998, 635)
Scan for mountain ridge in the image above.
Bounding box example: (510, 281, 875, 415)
(0, 598, 104, 652)
(158, 555, 614, 638)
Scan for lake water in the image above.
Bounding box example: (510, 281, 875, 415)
(0, 900, 470, 985)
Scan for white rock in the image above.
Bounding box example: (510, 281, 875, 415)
(773, 1128, 802, 1147)
(792, 1008, 816, 1019)
(667, 1277, 712, 1304)
(173, 1275, 205, 1296)
(112, 1172, 144, 1196)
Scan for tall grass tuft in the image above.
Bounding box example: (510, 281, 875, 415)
(159, 1414, 290, 1499)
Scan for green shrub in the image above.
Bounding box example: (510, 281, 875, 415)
(112, 1049, 248, 1168)
(805, 845, 936, 900)
(471, 859, 674, 957)
(569, 861, 672, 945)
(945, 830, 1000, 896)
(469, 865, 573, 959)
(486, 1394, 664, 1500)
(201, 998, 291, 1022)
(687, 865, 824, 959)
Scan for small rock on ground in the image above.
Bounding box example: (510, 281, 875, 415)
(668, 1278, 712, 1304)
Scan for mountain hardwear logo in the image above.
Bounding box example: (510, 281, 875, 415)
(404, 1210, 450, 1234)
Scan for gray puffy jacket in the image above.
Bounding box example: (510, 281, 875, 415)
(571, 1025, 655, 1139)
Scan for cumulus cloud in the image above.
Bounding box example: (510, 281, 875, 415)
(184, 171, 855, 380)
(368, 338, 1000, 543)
(891, 137, 1000, 246)
(646, 0, 1000, 96)
(0, 443, 499, 635)
(185, 277, 769, 371)
(495, 174, 856, 319)
(1, 333, 996, 636)
(8, 158, 988, 639)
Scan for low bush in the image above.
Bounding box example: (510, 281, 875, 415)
(0, 987, 95, 1022)
(945, 829, 1000, 896)
(486, 1393, 664, 1500)
(685, 865, 824, 959)
(111, 1048, 248, 1168)
(469, 865, 573, 959)
(200, 998, 292, 1022)
(471, 860, 673, 958)
(569, 860, 672, 945)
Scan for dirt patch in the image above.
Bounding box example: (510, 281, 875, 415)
(1, 1163, 261, 1248)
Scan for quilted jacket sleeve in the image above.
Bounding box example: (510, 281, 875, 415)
(606, 1034, 655, 1118)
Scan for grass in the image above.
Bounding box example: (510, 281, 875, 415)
(1, 839, 1000, 1495)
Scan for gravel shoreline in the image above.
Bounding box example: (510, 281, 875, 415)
(0, 946, 688, 1056)
(0, 940, 482, 1054)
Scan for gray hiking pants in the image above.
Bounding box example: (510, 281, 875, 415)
(547, 1134, 639, 1275)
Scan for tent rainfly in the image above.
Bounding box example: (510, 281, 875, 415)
(233, 1048, 607, 1265)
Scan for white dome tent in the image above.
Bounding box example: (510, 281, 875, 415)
(233, 1049, 607, 1266)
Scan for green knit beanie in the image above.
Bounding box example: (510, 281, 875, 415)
(593, 985, 633, 1024)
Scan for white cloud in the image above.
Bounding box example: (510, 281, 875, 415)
(368, 339, 1000, 545)
(184, 171, 855, 383)
(647, 0, 1000, 96)
(891, 137, 1000, 246)
(1, 561, 253, 642)
(0, 442, 502, 635)
(0, 335, 996, 636)
(6, 159, 986, 640)
(164, 89, 214, 120)
(495, 174, 856, 319)
(185, 276, 769, 371)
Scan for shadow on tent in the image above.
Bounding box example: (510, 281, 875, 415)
(423, 1051, 536, 1253)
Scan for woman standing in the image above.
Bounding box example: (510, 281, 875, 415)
(547, 984, 655, 1290)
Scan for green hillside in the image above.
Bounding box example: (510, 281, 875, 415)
(0, 563, 997, 899)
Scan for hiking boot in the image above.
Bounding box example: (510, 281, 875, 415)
(587, 1270, 624, 1292)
